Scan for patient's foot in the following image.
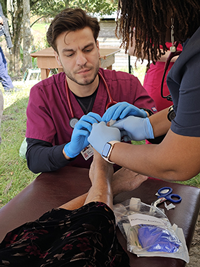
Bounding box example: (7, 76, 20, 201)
(112, 167, 148, 196)
(86, 149, 114, 207)
(89, 149, 114, 185)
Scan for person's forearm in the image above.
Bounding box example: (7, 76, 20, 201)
(26, 143, 71, 173)
(109, 142, 168, 179)
(109, 129, 200, 181)
(149, 108, 171, 137)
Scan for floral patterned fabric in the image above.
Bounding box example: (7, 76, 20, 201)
(0, 202, 129, 266)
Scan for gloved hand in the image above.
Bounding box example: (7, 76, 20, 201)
(113, 116, 154, 141)
(88, 121, 121, 154)
(64, 112, 102, 158)
(102, 102, 147, 123)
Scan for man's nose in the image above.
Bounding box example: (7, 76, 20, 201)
(76, 52, 87, 66)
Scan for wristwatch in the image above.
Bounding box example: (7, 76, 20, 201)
(102, 141, 120, 164)
(141, 108, 154, 117)
(167, 105, 176, 121)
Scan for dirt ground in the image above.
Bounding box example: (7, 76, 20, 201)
(186, 212, 200, 266)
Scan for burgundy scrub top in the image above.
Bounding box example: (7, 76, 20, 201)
(26, 68, 156, 168)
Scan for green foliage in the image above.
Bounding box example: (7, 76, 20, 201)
(31, 0, 117, 18)
(73, 0, 117, 15)
(31, 0, 67, 18)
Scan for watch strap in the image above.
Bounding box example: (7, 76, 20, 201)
(141, 108, 154, 117)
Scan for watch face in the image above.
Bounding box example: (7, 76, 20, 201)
(168, 110, 176, 121)
(102, 143, 111, 157)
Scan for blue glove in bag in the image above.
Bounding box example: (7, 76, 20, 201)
(114, 198, 189, 263)
(138, 225, 180, 253)
(102, 102, 147, 123)
(113, 116, 154, 141)
(64, 112, 102, 158)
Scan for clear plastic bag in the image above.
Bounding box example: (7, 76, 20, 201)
(113, 198, 189, 263)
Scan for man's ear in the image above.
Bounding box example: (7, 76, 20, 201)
(54, 51, 62, 66)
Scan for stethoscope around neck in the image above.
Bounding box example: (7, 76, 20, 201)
(65, 71, 117, 128)
(161, 41, 182, 102)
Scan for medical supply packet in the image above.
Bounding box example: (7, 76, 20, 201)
(113, 198, 189, 263)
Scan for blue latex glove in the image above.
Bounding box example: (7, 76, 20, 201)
(88, 121, 121, 154)
(113, 116, 154, 141)
(138, 225, 181, 253)
(102, 102, 147, 123)
(64, 112, 102, 158)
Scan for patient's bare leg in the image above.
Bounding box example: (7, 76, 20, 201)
(61, 151, 114, 210)
(112, 167, 148, 196)
(59, 193, 88, 210)
(84, 149, 114, 208)
(60, 160, 147, 210)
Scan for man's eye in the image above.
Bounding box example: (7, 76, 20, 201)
(65, 52, 74, 57)
(85, 48, 93, 53)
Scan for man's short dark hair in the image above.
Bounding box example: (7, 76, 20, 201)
(47, 8, 100, 52)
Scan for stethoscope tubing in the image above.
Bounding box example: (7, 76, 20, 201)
(65, 71, 117, 119)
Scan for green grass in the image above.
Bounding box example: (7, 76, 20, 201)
(32, 22, 49, 35)
(0, 84, 38, 208)
(178, 174, 200, 187)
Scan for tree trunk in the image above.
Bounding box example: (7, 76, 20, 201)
(22, 0, 31, 73)
(7, 0, 23, 74)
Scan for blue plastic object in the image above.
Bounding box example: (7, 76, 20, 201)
(138, 225, 180, 253)
(158, 187, 182, 203)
